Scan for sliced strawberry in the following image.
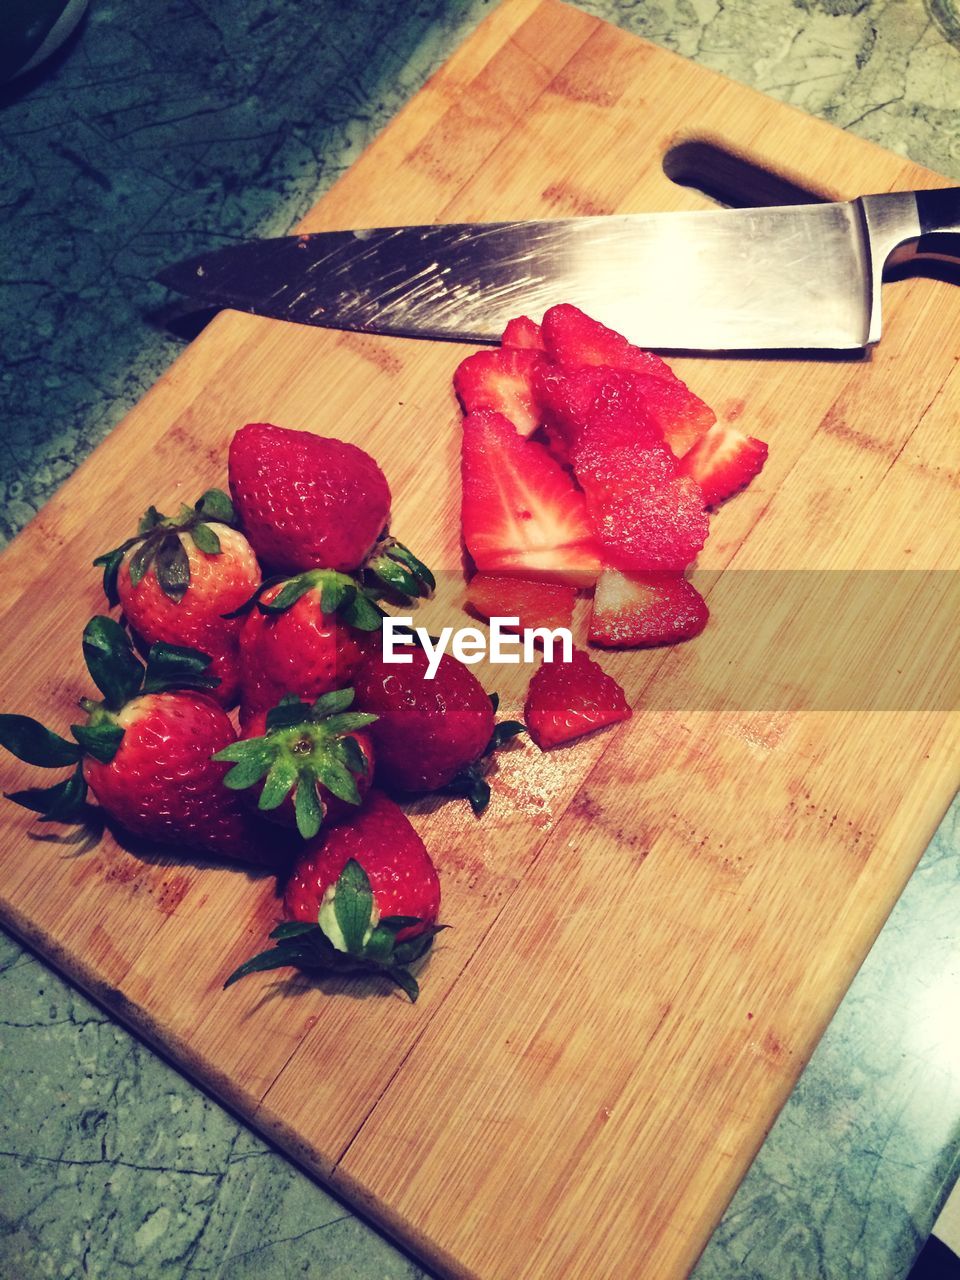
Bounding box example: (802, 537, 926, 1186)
(524, 646, 631, 749)
(501, 315, 545, 351)
(539, 305, 715, 456)
(677, 422, 769, 506)
(536, 364, 662, 464)
(454, 347, 546, 437)
(461, 410, 602, 587)
(466, 574, 577, 632)
(571, 432, 708, 572)
(589, 568, 708, 648)
(542, 304, 673, 378)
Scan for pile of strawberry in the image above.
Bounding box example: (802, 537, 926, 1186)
(0, 423, 522, 1000)
(454, 303, 768, 747)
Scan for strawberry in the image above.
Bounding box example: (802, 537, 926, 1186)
(461, 409, 602, 587)
(677, 422, 769, 506)
(541, 303, 676, 379)
(540, 305, 715, 455)
(589, 568, 708, 648)
(353, 647, 523, 812)
(213, 691, 376, 839)
(536, 364, 661, 465)
(454, 347, 546, 437)
(0, 619, 273, 865)
(235, 571, 380, 726)
(94, 490, 258, 709)
(466, 573, 577, 633)
(501, 315, 545, 351)
(228, 424, 432, 595)
(225, 792, 444, 1001)
(524, 646, 631, 749)
(573, 435, 709, 572)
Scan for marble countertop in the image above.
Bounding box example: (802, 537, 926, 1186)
(1, 1, 958, 1277)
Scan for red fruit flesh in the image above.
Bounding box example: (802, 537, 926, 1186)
(677, 422, 769, 506)
(501, 315, 545, 351)
(284, 792, 440, 941)
(240, 710, 374, 828)
(454, 347, 546, 437)
(228, 423, 391, 574)
(461, 409, 602, 587)
(524, 647, 631, 749)
(82, 693, 273, 865)
(238, 582, 371, 725)
(540, 305, 715, 455)
(589, 568, 708, 648)
(466, 573, 576, 633)
(573, 436, 709, 572)
(118, 524, 259, 709)
(541, 303, 675, 379)
(353, 648, 495, 793)
(536, 364, 663, 465)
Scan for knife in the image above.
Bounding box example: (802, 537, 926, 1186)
(157, 189, 960, 352)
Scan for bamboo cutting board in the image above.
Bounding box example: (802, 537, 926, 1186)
(1, 1, 958, 1276)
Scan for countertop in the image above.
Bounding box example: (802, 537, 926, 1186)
(1, 1, 958, 1276)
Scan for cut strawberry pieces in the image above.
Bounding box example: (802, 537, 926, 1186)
(589, 568, 708, 648)
(466, 573, 577, 632)
(501, 315, 545, 351)
(677, 422, 769, 506)
(454, 347, 545, 437)
(461, 410, 602, 586)
(524, 646, 631, 749)
(542, 303, 674, 379)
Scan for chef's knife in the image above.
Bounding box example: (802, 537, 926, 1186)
(157, 189, 960, 351)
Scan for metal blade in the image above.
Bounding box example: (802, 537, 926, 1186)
(157, 203, 875, 350)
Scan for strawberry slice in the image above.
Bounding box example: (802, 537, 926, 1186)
(466, 574, 577, 632)
(572, 432, 709, 572)
(542, 304, 674, 378)
(454, 347, 546, 437)
(501, 315, 545, 351)
(677, 422, 769, 506)
(589, 568, 708, 648)
(461, 410, 602, 586)
(524, 646, 631, 749)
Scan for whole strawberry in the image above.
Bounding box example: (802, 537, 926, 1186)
(0, 619, 278, 865)
(236, 571, 381, 726)
(225, 792, 444, 1000)
(213, 691, 376, 839)
(228, 424, 435, 596)
(94, 490, 259, 707)
(353, 647, 524, 812)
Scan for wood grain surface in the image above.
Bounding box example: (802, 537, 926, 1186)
(1, 1, 958, 1276)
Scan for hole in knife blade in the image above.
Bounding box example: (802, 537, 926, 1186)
(662, 141, 829, 209)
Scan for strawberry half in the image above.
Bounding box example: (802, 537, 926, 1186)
(454, 347, 546, 437)
(225, 792, 444, 1001)
(501, 315, 545, 351)
(677, 422, 769, 506)
(461, 409, 602, 586)
(589, 568, 708, 648)
(466, 573, 577, 633)
(573, 435, 709, 573)
(524, 646, 631, 749)
(540, 305, 715, 455)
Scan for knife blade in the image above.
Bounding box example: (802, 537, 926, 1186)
(157, 188, 960, 351)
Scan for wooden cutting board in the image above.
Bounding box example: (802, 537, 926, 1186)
(1, 0, 957, 1276)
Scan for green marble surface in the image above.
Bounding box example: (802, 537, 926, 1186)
(1, 1, 958, 1276)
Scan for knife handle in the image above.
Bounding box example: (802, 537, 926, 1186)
(914, 188, 960, 262)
